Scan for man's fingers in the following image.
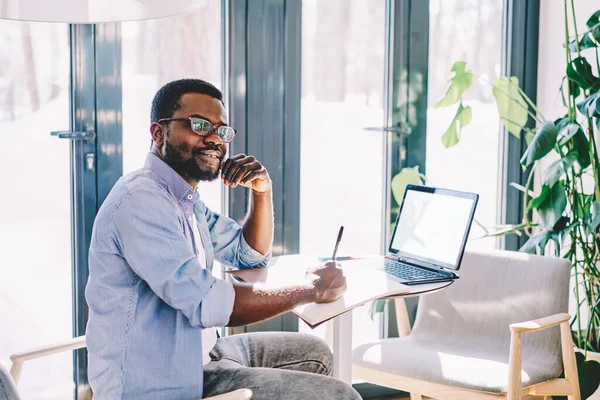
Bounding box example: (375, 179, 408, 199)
(231, 161, 262, 185)
(221, 154, 247, 178)
(222, 156, 256, 183)
(239, 167, 268, 186)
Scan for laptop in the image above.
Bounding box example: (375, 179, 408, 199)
(370, 184, 479, 285)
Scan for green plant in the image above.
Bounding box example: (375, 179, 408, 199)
(373, 2, 600, 397)
(428, 2, 600, 398)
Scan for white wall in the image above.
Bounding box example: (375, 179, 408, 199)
(537, 1, 599, 120)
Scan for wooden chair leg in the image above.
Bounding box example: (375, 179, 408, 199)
(507, 331, 522, 400)
(560, 322, 581, 400)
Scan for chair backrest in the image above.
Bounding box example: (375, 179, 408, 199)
(412, 249, 571, 362)
(0, 364, 19, 400)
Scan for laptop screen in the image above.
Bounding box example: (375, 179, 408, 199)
(389, 185, 478, 270)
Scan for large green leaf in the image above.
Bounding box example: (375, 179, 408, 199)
(560, 77, 582, 107)
(520, 121, 558, 168)
(529, 184, 553, 210)
(567, 57, 598, 90)
(529, 182, 567, 229)
(556, 117, 583, 145)
(568, 33, 599, 52)
(587, 9, 600, 42)
(572, 129, 592, 169)
(575, 192, 594, 220)
(585, 201, 600, 234)
(441, 103, 472, 148)
(553, 352, 600, 400)
(435, 61, 473, 108)
(537, 182, 568, 229)
(577, 91, 600, 119)
(543, 153, 577, 187)
(391, 167, 423, 205)
(579, 359, 600, 400)
(519, 229, 555, 255)
(492, 76, 528, 137)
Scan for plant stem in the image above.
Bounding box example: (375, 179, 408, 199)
(523, 163, 537, 225)
(596, 45, 600, 74)
(570, 0, 600, 202)
(564, 0, 575, 120)
(569, 0, 582, 59)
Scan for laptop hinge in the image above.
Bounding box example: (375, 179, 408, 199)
(387, 254, 454, 277)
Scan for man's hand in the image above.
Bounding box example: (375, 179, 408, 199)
(306, 261, 347, 303)
(221, 154, 272, 193)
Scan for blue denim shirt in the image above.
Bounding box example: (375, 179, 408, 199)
(85, 153, 271, 399)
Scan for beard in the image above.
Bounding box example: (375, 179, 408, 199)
(164, 140, 223, 182)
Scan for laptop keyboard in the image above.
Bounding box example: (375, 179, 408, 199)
(381, 259, 446, 281)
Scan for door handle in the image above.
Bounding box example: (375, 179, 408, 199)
(51, 129, 96, 140)
(364, 122, 412, 136)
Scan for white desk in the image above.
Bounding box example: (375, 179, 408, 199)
(228, 255, 452, 385)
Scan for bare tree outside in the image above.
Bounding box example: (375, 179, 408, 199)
(426, 0, 504, 251)
(0, 19, 72, 400)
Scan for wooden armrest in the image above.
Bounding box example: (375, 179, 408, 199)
(10, 336, 86, 363)
(509, 313, 570, 333)
(204, 388, 253, 400)
(10, 336, 86, 384)
(507, 313, 578, 400)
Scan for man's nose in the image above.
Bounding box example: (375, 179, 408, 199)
(202, 129, 224, 147)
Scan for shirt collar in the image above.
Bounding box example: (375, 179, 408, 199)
(144, 152, 195, 203)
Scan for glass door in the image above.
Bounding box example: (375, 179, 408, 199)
(121, 0, 223, 213)
(0, 20, 74, 400)
(299, 0, 387, 347)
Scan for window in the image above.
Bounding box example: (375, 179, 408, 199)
(426, 0, 504, 250)
(300, 0, 387, 346)
(0, 20, 72, 399)
(121, 0, 223, 212)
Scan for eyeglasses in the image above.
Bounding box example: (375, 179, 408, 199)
(158, 116, 237, 143)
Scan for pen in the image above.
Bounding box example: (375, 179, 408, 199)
(318, 256, 364, 262)
(331, 226, 344, 261)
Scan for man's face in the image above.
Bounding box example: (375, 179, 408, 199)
(155, 93, 229, 182)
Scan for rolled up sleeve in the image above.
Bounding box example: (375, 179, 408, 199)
(239, 234, 271, 268)
(203, 203, 271, 269)
(112, 188, 235, 329)
(200, 278, 235, 327)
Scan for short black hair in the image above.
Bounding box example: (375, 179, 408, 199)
(150, 79, 223, 123)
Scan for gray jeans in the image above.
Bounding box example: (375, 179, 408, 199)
(203, 332, 362, 399)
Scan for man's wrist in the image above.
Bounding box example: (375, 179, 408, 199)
(251, 187, 273, 196)
(300, 281, 318, 304)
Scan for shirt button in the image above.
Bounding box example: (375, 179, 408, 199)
(187, 194, 193, 200)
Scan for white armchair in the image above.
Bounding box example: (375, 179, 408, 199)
(352, 249, 580, 400)
(1, 335, 251, 400)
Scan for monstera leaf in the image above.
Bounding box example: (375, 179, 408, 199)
(553, 351, 600, 400)
(492, 76, 529, 137)
(435, 61, 473, 108)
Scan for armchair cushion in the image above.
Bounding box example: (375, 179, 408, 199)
(354, 335, 561, 393)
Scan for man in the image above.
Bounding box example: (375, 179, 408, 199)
(85, 79, 361, 400)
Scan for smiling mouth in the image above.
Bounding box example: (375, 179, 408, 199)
(195, 153, 222, 165)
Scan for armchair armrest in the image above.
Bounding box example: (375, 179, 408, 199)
(205, 388, 253, 400)
(10, 336, 86, 384)
(10, 335, 253, 399)
(506, 313, 579, 400)
(509, 312, 570, 333)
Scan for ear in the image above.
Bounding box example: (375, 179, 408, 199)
(150, 122, 165, 146)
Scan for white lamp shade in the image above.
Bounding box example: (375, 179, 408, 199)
(0, 0, 208, 23)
